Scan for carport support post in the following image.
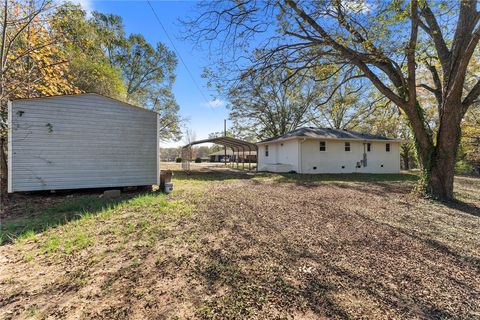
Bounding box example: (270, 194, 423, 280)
(224, 120, 227, 166)
(242, 147, 245, 170)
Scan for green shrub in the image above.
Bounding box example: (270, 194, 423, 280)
(455, 159, 474, 174)
(195, 157, 202, 163)
(175, 157, 182, 163)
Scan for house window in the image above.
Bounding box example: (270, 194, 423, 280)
(345, 142, 350, 151)
(386, 143, 390, 152)
(320, 141, 326, 151)
(265, 145, 269, 157)
(367, 143, 371, 152)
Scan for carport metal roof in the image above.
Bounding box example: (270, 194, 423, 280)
(183, 136, 257, 150)
(181, 136, 258, 172)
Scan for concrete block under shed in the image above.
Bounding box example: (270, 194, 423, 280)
(103, 189, 121, 198)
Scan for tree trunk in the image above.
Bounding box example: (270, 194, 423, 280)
(426, 152, 456, 199)
(401, 144, 412, 170)
(422, 103, 463, 200)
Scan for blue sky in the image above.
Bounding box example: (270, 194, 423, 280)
(78, 0, 230, 147)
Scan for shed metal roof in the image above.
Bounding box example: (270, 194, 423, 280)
(257, 127, 401, 144)
(11, 93, 158, 114)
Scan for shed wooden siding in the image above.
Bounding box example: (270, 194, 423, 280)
(8, 94, 158, 192)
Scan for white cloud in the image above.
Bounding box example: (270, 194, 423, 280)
(203, 98, 226, 109)
(61, 0, 93, 13)
(344, 0, 372, 14)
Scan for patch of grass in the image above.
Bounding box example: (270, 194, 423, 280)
(24, 305, 41, 319)
(127, 193, 169, 208)
(163, 200, 194, 218)
(41, 234, 61, 255)
(23, 252, 35, 262)
(173, 170, 251, 183)
(15, 230, 37, 244)
(1, 195, 128, 245)
(12, 192, 195, 261)
(64, 230, 93, 254)
(3, 192, 183, 247)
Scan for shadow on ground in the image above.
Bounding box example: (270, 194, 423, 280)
(0, 190, 154, 245)
(190, 177, 480, 318)
(174, 167, 420, 183)
(175, 168, 480, 215)
(443, 200, 480, 217)
(0, 166, 478, 319)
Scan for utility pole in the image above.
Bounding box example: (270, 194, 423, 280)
(0, 0, 8, 200)
(224, 119, 227, 166)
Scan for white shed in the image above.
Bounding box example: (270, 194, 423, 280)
(257, 127, 402, 174)
(8, 93, 159, 192)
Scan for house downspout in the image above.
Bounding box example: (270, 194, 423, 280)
(299, 138, 306, 173)
(363, 140, 367, 167)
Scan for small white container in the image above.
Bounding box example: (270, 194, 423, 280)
(163, 182, 174, 194)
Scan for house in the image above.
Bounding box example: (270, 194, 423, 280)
(8, 93, 159, 192)
(256, 127, 402, 174)
(209, 149, 257, 162)
(209, 149, 235, 162)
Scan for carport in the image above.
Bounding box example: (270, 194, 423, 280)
(181, 136, 258, 172)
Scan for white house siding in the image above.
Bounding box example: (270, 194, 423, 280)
(362, 141, 401, 173)
(8, 94, 158, 192)
(300, 139, 400, 174)
(258, 139, 300, 172)
(258, 138, 400, 174)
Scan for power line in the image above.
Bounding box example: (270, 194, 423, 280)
(146, 0, 210, 104)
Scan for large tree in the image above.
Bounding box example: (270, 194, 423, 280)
(114, 34, 181, 140)
(51, 3, 127, 100)
(462, 105, 480, 174)
(52, 4, 182, 141)
(311, 80, 388, 131)
(188, 0, 480, 200)
(0, 0, 79, 194)
(228, 69, 319, 139)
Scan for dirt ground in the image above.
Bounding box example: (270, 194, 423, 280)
(0, 165, 479, 319)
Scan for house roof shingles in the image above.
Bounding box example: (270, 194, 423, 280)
(258, 127, 399, 144)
